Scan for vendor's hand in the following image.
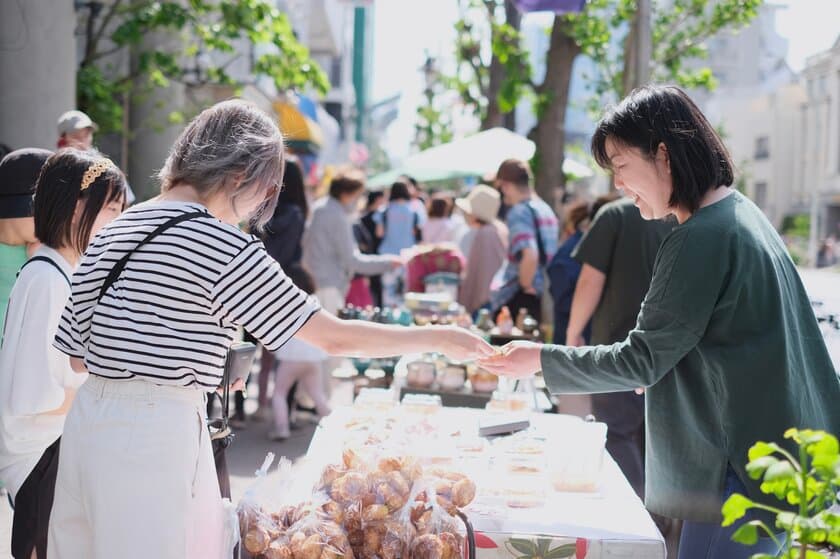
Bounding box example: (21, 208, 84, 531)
(565, 332, 586, 348)
(478, 340, 543, 378)
(440, 327, 496, 362)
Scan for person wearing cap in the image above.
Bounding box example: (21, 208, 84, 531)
(56, 110, 97, 151)
(489, 158, 559, 322)
(0, 148, 53, 334)
(56, 110, 137, 206)
(456, 185, 508, 314)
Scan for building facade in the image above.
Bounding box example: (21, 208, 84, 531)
(697, 3, 801, 228)
(797, 36, 840, 244)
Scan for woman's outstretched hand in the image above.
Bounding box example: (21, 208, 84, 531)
(440, 327, 497, 362)
(478, 340, 543, 378)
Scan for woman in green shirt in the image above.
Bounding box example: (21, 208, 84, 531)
(480, 85, 840, 559)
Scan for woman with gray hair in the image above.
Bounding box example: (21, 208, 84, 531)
(47, 99, 493, 558)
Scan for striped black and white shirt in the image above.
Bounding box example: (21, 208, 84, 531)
(53, 201, 321, 390)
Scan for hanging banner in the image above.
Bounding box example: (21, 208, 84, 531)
(514, 0, 586, 13)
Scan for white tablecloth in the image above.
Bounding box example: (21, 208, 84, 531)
(303, 406, 666, 559)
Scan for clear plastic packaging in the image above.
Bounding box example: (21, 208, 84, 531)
(401, 393, 442, 414)
(353, 388, 397, 412)
(547, 420, 607, 493)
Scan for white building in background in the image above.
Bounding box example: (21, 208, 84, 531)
(797, 36, 840, 243)
(699, 2, 800, 227)
(694, 3, 791, 102)
(708, 83, 806, 227)
(278, 0, 358, 164)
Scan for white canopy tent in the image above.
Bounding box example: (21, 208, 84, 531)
(369, 127, 592, 188)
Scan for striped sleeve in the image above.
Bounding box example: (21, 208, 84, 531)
(53, 292, 85, 358)
(210, 241, 320, 352)
(507, 204, 538, 257)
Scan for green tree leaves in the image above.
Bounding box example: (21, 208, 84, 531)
(78, 0, 328, 135)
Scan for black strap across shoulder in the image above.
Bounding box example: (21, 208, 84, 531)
(526, 202, 548, 267)
(18, 256, 71, 287)
(97, 211, 208, 302)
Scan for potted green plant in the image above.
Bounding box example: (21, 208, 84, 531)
(722, 428, 840, 558)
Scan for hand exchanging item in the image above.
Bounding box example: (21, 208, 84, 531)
(441, 327, 497, 362)
(477, 340, 543, 378)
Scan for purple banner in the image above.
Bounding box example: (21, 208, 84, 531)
(514, 0, 586, 13)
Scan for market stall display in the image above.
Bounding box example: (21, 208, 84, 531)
(240, 396, 666, 559)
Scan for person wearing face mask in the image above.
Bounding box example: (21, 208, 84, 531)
(480, 85, 840, 559)
(303, 169, 401, 315)
(0, 149, 126, 559)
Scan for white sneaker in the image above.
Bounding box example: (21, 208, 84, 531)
(267, 428, 290, 441)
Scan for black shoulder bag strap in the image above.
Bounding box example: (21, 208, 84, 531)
(526, 202, 548, 267)
(18, 256, 71, 287)
(97, 211, 207, 302)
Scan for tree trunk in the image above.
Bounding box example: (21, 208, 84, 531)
(531, 16, 580, 211)
(482, 55, 505, 130)
(481, 0, 521, 131)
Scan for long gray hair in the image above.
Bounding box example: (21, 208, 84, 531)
(158, 99, 284, 228)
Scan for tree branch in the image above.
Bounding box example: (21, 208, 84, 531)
(656, 25, 716, 71)
(465, 54, 488, 98)
(84, 0, 124, 65)
(90, 43, 126, 63)
(656, 9, 692, 47)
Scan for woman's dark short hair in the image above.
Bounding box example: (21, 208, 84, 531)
(388, 181, 412, 202)
(429, 196, 451, 219)
(276, 159, 307, 218)
(34, 148, 126, 253)
(591, 85, 734, 214)
(329, 169, 366, 199)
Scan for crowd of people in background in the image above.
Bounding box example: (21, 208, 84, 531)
(3, 85, 837, 559)
(0, 104, 664, 505)
(0, 101, 492, 559)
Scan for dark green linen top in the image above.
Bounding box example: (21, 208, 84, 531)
(541, 191, 840, 522)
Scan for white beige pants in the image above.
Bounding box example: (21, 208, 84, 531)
(315, 287, 345, 397)
(48, 375, 224, 559)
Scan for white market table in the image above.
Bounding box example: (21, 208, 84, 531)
(302, 406, 666, 559)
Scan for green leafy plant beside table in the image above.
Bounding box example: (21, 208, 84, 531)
(722, 428, 840, 558)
